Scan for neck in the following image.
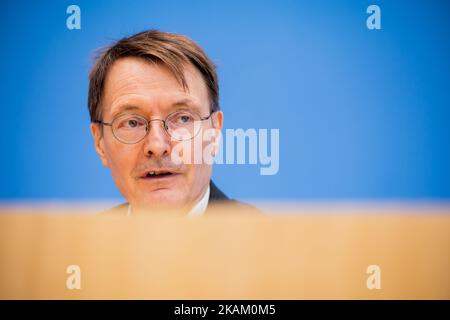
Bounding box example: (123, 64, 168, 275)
(128, 183, 211, 216)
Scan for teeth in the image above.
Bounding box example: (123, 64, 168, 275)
(146, 171, 170, 177)
(147, 171, 169, 177)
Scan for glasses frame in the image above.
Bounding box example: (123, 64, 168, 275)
(94, 110, 215, 144)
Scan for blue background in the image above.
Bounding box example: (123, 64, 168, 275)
(1, 0, 449, 204)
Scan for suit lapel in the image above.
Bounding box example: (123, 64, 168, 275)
(209, 180, 229, 202)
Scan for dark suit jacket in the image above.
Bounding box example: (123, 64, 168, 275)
(104, 180, 260, 215)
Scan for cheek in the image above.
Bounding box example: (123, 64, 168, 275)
(179, 136, 213, 185)
(104, 138, 139, 177)
(170, 124, 217, 165)
(184, 164, 211, 190)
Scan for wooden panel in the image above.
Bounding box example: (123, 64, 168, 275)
(0, 205, 449, 299)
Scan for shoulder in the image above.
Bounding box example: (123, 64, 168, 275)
(102, 202, 129, 215)
(101, 180, 263, 216)
(101, 199, 263, 216)
(208, 181, 263, 215)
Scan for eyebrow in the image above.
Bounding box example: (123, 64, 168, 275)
(111, 104, 140, 117)
(171, 99, 201, 112)
(110, 99, 202, 118)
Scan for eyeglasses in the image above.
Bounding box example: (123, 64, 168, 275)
(94, 110, 215, 144)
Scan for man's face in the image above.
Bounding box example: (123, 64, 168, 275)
(91, 57, 223, 212)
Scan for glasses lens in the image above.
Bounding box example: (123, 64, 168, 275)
(166, 110, 202, 141)
(112, 114, 148, 143)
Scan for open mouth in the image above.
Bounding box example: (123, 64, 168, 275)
(141, 170, 178, 180)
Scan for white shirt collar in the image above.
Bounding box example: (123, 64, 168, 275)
(187, 185, 210, 217)
(127, 186, 210, 217)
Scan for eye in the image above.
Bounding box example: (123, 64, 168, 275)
(116, 116, 146, 129)
(166, 111, 198, 130)
(127, 119, 139, 127)
(179, 115, 192, 123)
(172, 112, 195, 125)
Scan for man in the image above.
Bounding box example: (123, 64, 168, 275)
(89, 30, 258, 215)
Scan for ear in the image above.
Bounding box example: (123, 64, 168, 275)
(212, 111, 223, 131)
(90, 123, 109, 167)
(211, 111, 223, 155)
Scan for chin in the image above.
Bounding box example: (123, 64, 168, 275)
(134, 188, 186, 211)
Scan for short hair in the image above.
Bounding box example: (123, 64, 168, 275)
(88, 30, 219, 122)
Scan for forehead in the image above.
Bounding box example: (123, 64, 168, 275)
(102, 57, 209, 117)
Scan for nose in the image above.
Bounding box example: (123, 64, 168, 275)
(142, 119, 171, 157)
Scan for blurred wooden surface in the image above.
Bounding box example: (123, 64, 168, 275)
(0, 205, 449, 299)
